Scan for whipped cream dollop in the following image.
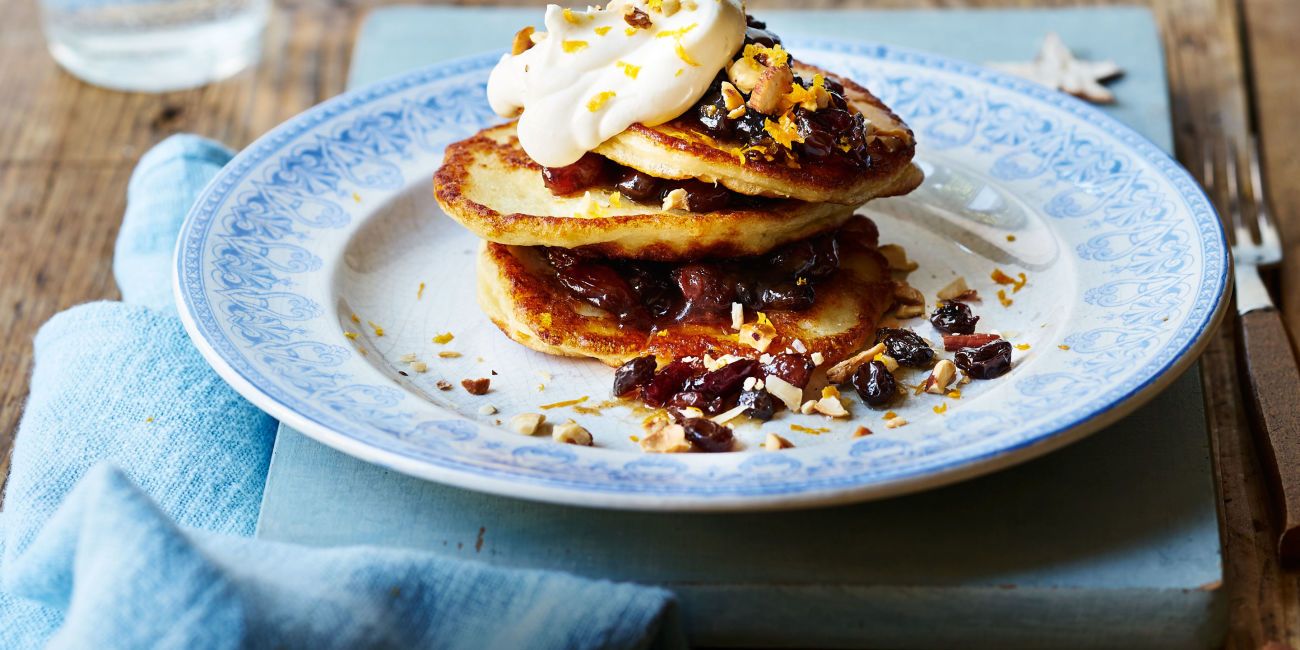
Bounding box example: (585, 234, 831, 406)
(487, 0, 747, 167)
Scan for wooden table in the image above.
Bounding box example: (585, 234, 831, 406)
(1, 0, 1297, 646)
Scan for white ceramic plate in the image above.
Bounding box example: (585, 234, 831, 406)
(174, 39, 1230, 511)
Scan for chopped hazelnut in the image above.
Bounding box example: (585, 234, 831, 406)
(720, 81, 745, 111)
(925, 359, 958, 394)
(810, 352, 824, 366)
(623, 6, 651, 29)
(510, 412, 546, 436)
(878, 244, 918, 271)
(511, 26, 536, 55)
(738, 321, 776, 353)
(764, 433, 794, 451)
(731, 302, 744, 330)
(478, 404, 498, 415)
(661, 188, 689, 211)
(894, 304, 925, 319)
(727, 57, 763, 93)
(884, 416, 908, 429)
(936, 277, 971, 301)
(553, 420, 593, 446)
(726, 105, 746, 120)
(436, 380, 453, 391)
(799, 399, 817, 415)
(892, 280, 925, 306)
(640, 423, 691, 453)
(852, 426, 872, 438)
(398, 353, 417, 363)
(747, 64, 794, 115)
(410, 362, 428, 373)
(653, 0, 680, 17)
(462, 378, 490, 395)
(826, 343, 885, 384)
(763, 375, 803, 412)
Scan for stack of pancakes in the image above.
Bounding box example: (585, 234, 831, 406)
(435, 56, 922, 368)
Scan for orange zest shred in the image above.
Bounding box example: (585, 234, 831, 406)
(540, 396, 589, 410)
(933, 402, 948, 414)
(561, 7, 579, 23)
(1058, 344, 1071, 351)
(432, 332, 454, 344)
(997, 289, 1013, 307)
(990, 268, 1027, 293)
(674, 42, 700, 66)
(417, 282, 425, 299)
(615, 60, 640, 79)
(562, 40, 589, 53)
(367, 320, 384, 337)
(654, 23, 698, 39)
(883, 411, 898, 420)
(594, 25, 611, 36)
(1014, 343, 1030, 351)
(790, 424, 829, 435)
(947, 389, 962, 399)
(350, 313, 359, 324)
(764, 113, 804, 149)
(586, 91, 615, 112)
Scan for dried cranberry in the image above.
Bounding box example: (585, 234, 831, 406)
(762, 353, 814, 388)
(554, 262, 649, 326)
(930, 301, 979, 334)
(690, 359, 760, 398)
(681, 417, 734, 452)
(642, 359, 699, 407)
(612, 355, 656, 397)
(614, 168, 662, 202)
(738, 389, 776, 420)
(942, 333, 1001, 352)
(619, 261, 676, 319)
(850, 360, 896, 407)
(674, 262, 733, 320)
(541, 152, 607, 196)
(875, 328, 935, 368)
(667, 391, 727, 416)
(954, 340, 1013, 379)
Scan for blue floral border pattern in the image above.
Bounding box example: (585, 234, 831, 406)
(176, 40, 1227, 501)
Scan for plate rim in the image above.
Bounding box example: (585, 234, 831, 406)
(173, 38, 1231, 512)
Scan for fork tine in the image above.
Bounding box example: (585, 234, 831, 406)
(1224, 141, 1254, 246)
(1247, 135, 1282, 250)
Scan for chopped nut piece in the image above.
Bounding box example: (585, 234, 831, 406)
(742, 376, 758, 391)
(510, 413, 546, 435)
(411, 362, 428, 373)
(810, 352, 824, 366)
(661, 188, 689, 211)
(720, 81, 745, 112)
(461, 378, 490, 395)
(640, 423, 691, 453)
(877, 244, 918, 271)
(478, 404, 498, 415)
(731, 302, 744, 330)
(738, 320, 776, 353)
(623, 6, 651, 28)
(553, 420, 593, 446)
(884, 416, 908, 429)
(813, 395, 850, 418)
(791, 339, 807, 354)
(727, 57, 763, 93)
(925, 359, 958, 394)
(511, 26, 536, 55)
(726, 105, 746, 120)
(436, 380, 453, 391)
(712, 404, 748, 424)
(852, 426, 873, 438)
(892, 281, 925, 306)
(398, 353, 417, 363)
(826, 343, 885, 384)
(799, 399, 817, 415)
(894, 304, 925, 319)
(764, 375, 804, 412)
(878, 354, 899, 372)
(764, 433, 794, 451)
(936, 277, 971, 301)
(747, 63, 794, 115)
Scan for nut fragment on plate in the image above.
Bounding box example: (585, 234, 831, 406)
(462, 378, 490, 395)
(553, 420, 593, 446)
(510, 412, 546, 435)
(764, 433, 794, 451)
(763, 375, 803, 412)
(852, 426, 872, 438)
(661, 188, 689, 211)
(925, 359, 958, 394)
(640, 422, 692, 453)
(813, 386, 850, 417)
(936, 277, 970, 301)
(877, 244, 918, 272)
(826, 342, 885, 384)
(511, 26, 535, 55)
(436, 380, 453, 391)
(884, 416, 908, 429)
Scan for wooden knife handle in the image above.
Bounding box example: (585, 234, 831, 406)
(1237, 307, 1300, 563)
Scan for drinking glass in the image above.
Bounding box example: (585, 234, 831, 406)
(37, 0, 268, 92)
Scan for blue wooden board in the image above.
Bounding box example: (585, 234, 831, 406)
(255, 7, 1226, 648)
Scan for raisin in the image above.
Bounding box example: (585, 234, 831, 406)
(680, 417, 734, 452)
(738, 389, 776, 420)
(875, 328, 935, 368)
(762, 353, 814, 388)
(930, 301, 979, 334)
(674, 262, 733, 320)
(850, 360, 895, 406)
(690, 359, 761, 398)
(541, 152, 607, 196)
(614, 168, 662, 202)
(759, 282, 814, 311)
(954, 340, 1013, 379)
(642, 359, 699, 407)
(553, 261, 649, 327)
(667, 391, 727, 416)
(612, 355, 656, 397)
(674, 179, 730, 212)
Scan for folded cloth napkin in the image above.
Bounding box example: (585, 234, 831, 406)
(0, 135, 683, 649)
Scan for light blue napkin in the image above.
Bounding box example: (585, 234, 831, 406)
(0, 135, 683, 649)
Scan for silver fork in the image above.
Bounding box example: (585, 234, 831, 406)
(1209, 136, 1300, 563)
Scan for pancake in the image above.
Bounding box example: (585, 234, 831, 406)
(433, 122, 858, 261)
(593, 61, 923, 206)
(476, 217, 895, 367)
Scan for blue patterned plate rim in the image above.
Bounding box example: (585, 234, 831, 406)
(174, 38, 1231, 511)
